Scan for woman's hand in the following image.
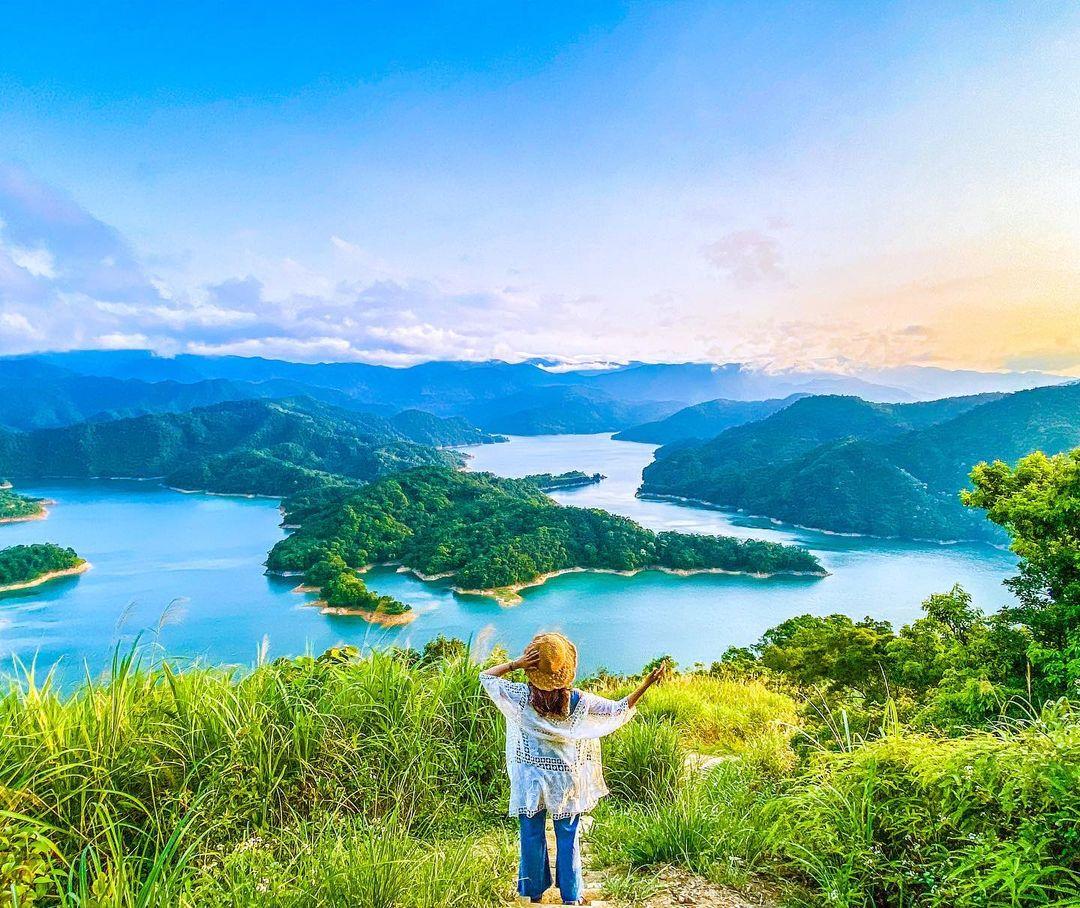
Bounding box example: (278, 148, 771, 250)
(481, 645, 540, 678)
(511, 646, 541, 672)
(627, 666, 665, 708)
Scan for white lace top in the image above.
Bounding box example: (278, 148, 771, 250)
(480, 673, 636, 819)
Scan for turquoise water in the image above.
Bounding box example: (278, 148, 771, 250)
(0, 435, 1016, 680)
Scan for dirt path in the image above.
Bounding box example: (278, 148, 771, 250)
(516, 814, 778, 907)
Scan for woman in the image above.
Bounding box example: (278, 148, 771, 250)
(480, 632, 664, 905)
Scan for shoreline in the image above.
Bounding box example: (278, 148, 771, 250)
(638, 492, 994, 547)
(358, 561, 826, 606)
(309, 598, 417, 626)
(167, 485, 282, 500)
(279, 559, 822, 609)
(446, 563, 828, 605)
(0, 503, 49, 524)
(0, 561, 91, 594)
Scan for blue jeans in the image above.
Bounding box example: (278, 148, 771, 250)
(518, 811, 582, 903)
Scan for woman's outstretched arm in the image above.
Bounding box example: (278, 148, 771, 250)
(627, 666, 665, 708)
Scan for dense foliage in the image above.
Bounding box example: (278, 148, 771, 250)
(304, 554, 410, 615)
(267, 466, 823, 592)
(642, 384, 1080, 540)
(0, 486, 44, 520)
(521, 470, 604, 491)
(963, 447, 1080, 700)
(0, 398, 481, 496)
(0, 543, 83, 587)
(5, 637, 1078, 907)
(0, 644, 518, 905)
(718, 445, 1080, 739)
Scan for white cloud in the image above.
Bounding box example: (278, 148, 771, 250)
(6, 244, 56, 278)
(701, 229, 785, 285)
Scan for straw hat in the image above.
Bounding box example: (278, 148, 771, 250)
(526, 632, 577, 690)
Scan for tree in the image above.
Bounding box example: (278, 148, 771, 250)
(963, 449, 1080, 695)
(757, 614, 894, 694)
(922, 584, 980, 644)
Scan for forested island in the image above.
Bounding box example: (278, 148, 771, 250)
(641, 383, 1080, 540)
(0, 398, 497, 497)
(0, 485, 46, 522)
(522, 470, 605, 491)
(0, 543, 87, 592)
(268, 466, 824, 609)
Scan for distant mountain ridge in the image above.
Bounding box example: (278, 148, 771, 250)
(2, 351, 1069, 436)
(613, 394, 809, 445)
(640, 384, 1080, 540)
(0, 398, 494, 496)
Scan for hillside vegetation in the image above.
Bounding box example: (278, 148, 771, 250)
(0, 398, 491, 497)
(521, 470, 605, 491)
(642, 384, 1080, 540)
(266, 466, 823, 611)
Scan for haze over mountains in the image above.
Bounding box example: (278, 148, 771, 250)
(0, 351, 1068, 435)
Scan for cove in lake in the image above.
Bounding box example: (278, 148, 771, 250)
(0, 435, 1016, 681)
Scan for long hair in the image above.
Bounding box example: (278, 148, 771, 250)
(529, 683, 571, 719)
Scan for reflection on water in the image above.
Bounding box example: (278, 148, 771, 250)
(0, 435, 1016, 680)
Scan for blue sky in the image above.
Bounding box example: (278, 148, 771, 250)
(1, 2, 1078, 370)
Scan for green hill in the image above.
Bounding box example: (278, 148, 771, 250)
(386, 409, 505, 446)
(613, 394, 806, 445)
(266, 466, 823, 597)
(0, 398, 487, 497)
(464, 386, 681, 435)
(641, 386, 1076, 540)
(0, 543, 84, 589)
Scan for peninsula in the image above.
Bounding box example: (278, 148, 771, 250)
(0, 543, 88, 593)
(0, 485, 47, 523)
(267, 466, 824, 615)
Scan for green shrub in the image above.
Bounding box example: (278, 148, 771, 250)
(768, 707, 1080, 906)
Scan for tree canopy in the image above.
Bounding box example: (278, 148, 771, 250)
(268, 466, 824, 604)
(0, 543, 84, 587)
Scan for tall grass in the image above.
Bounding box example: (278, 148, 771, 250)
(589, 762, 778, 888)
(596, 672, 799, 770)
(0, 645, 510, 905)
(3, 649, 1079, 907)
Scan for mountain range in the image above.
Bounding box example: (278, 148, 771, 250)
(1, 351, 1067, 435)
(640, 383, 1080, 541)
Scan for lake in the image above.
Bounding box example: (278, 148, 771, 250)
(0, 434, 1017, 680)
